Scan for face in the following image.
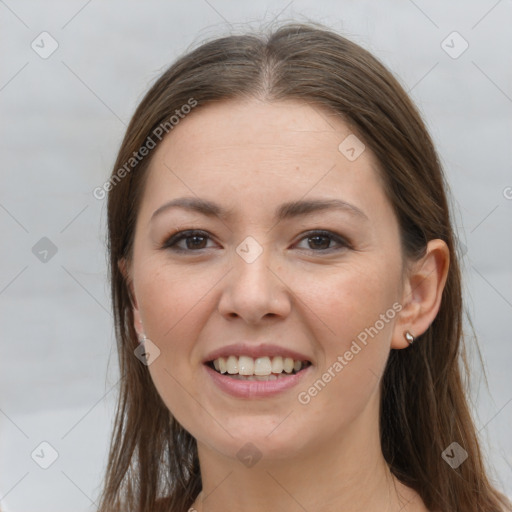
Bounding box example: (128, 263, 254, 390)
(127, 98, 407, 463)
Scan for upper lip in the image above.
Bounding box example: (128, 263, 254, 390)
(203, 343, 313, 364)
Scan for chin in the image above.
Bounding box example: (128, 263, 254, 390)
(199, 419, 310, 463)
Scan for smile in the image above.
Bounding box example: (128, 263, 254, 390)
(207, 355, 311, 379)
(204, 356, 313, 398)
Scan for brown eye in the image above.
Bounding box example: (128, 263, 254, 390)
(295, 230, 350, 252)
(162, 230, 215, 252)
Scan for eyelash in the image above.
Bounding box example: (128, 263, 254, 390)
(161, 229, 352, 254)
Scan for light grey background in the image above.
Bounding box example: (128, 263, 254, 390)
(1, 1, 511, 510)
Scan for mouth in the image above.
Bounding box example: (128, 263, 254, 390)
(205, 355, 312, 381)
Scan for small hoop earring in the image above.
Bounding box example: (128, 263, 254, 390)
(404, 330, 415, 345)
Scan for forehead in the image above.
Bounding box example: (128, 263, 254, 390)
(158, 98, 366, 167)
(140, 99, 389, 223)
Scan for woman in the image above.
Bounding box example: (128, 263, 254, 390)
(97, 22, 511, 512)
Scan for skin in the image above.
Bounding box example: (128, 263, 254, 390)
(121, 98, 449, 512)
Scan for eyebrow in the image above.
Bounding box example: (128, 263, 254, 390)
(150, 196, 369, 223)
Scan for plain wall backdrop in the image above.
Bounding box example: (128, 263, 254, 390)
(0, 1, 511, 510)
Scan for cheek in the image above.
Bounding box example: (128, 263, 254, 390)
(134, 262, 210, 399)
(286, 274, 398, 449)
(292, 256, 399, 347)
(293, 258, 399, 405)
(136, 263, 212, 432)
(136, 261, 213, 343)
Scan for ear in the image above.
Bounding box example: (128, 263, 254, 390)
(391, 239, 450, 349)
(118, 257, 144, 339)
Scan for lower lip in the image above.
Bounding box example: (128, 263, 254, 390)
(204, 364, 312, 398)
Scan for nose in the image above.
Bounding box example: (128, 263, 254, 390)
(217, 242, 292, 325)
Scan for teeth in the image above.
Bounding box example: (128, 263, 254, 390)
(230, 374, 280, 381)
(210, 355, 308, 376)
(238, 355, 254, 375)
(226, 355, 239, 374)
(271, 356, 284, 373)
(283, 357, 294, 374)
(254, 357, 272, 375)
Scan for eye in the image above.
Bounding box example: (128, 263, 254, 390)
(162, 230, 217, 252)
(161, 229, 351, 254)
(294, 230, 351, 252)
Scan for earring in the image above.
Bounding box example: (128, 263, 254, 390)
(404, 330, 415, 345)
(138, 333, 147, 344)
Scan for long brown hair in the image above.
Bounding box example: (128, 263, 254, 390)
(98, 21, 511, 512)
